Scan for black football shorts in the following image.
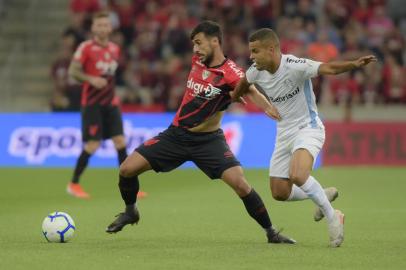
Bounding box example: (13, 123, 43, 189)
(135, 125, 241, 179)
(81, 104, 124, 142)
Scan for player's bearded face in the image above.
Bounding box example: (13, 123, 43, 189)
(92, 18, 112, 40)
(193, 33, 215, 66)
(249, 40, 273, 70)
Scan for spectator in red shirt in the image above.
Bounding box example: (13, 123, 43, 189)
(329, 72, 361, 105)
(70, 0, 101, 14)
(382, 54, 406, 103)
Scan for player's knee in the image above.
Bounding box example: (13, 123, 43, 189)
(233, 177, 251, 196)
(119, 161, 135, 178)
(84, 141, 101, 154)
(115, 141, 126, 150)
(113, 136, 126, 149)
(270, 182, 290, 201)
(271, 188, 289, 201)
(289, 171, 306, 185)
(270, 177, 291, 201)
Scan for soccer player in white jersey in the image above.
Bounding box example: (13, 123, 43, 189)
(232, 28, 376, 247)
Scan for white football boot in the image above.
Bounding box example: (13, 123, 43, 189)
(314, 187, 339, 222)
(328, 209, 345, 247)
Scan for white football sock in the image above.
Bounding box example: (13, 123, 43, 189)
(286, 184, 309, 201)
(299, 176, 335, 222)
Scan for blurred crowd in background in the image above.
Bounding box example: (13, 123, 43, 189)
(50, 0, 406, 112)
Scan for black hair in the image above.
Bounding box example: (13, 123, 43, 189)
(190, 21, 223, 44)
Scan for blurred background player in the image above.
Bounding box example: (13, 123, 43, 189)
(106, 21, 295, 244)
(232, 28, 376, 247)
(67, 11, 145, 199)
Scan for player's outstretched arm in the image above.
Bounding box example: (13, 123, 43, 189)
(246, 85, 281, 121)
(318, 55, 377, 75)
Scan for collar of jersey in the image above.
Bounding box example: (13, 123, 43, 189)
(207, 58, 228, 69)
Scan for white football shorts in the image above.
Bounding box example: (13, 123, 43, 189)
(269, 126, 325, 178)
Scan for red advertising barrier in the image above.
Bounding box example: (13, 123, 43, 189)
(323, 122, 406, 166)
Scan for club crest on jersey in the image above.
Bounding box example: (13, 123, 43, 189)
(283, 79, 295, 89)
(202, 70, 211, 80)
(104, 52, 110, 60)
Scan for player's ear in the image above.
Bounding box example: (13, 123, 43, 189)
(91, 20, 98, 32)
(211, 36, 220, 46)
(267, 45, 273, 54)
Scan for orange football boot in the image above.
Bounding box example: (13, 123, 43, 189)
(137, 191, 148, 199)
(67, 183, 90, 199)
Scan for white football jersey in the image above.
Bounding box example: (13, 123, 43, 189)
(246, 54, 324, 137)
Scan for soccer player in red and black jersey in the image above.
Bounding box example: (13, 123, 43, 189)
(67, 12, 145, 199)
(106, 21, 295, 244)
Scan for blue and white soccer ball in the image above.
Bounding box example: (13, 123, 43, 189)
(42, 212, 76, 243)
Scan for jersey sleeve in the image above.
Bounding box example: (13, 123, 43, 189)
(245, 64, 258, 84)
(303, 58, 322, 79)
(72, 42, 89, 64)
(288, 56, 322, 80)
(226, 61, 245, 89)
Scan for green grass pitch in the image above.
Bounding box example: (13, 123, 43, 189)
(0, 167, 405, 270)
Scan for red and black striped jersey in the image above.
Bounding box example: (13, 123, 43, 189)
(73, 39, 120, 106)
(172, 55, 244, 128)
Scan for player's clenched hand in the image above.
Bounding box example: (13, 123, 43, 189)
(265, 105, 281, 121)
(354, 55, 377, 68)
(236, 97, 247, 105)
(89, 76, 108, 89)
(229, 90, 239, 102)
(229, 90, 246, 104)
